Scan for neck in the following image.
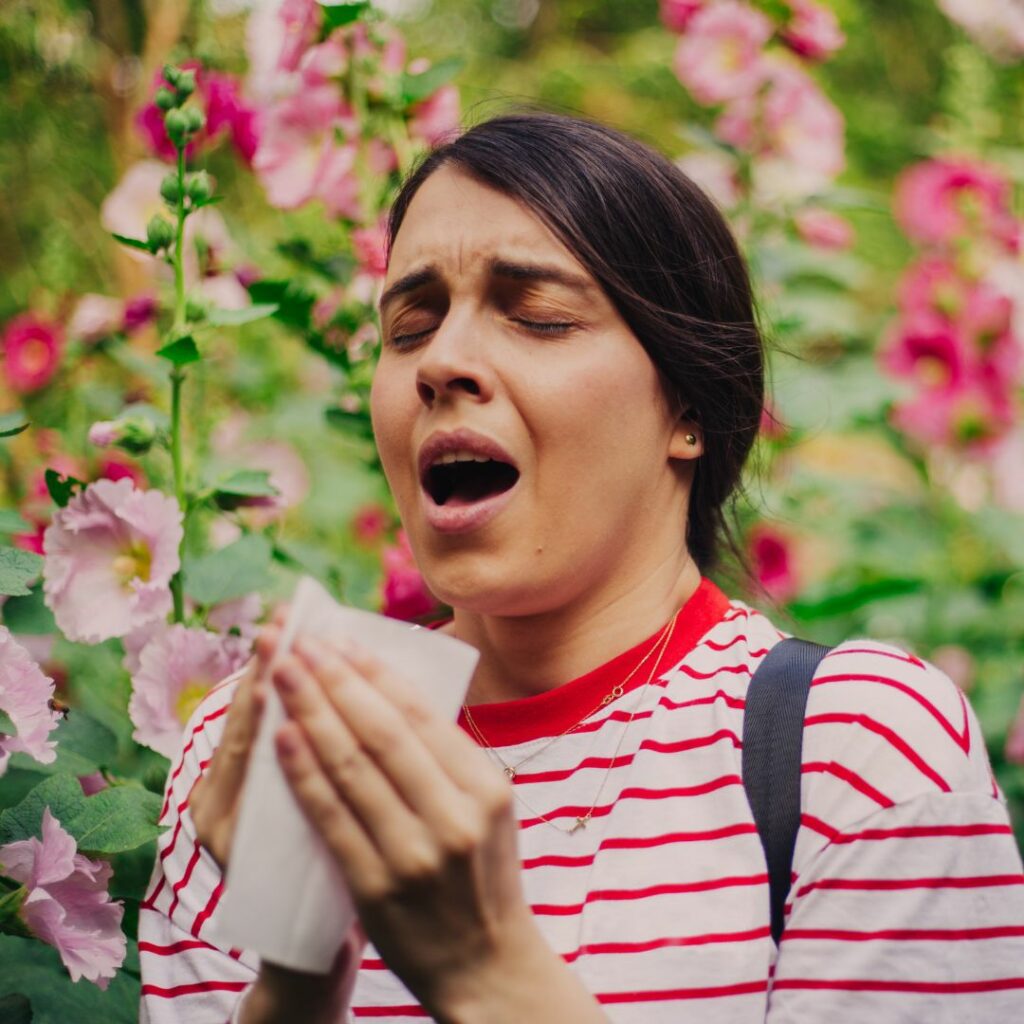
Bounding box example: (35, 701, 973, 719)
(454, 546, 702, 706)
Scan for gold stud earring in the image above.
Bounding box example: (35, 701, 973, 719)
(685, 433, 697, 445)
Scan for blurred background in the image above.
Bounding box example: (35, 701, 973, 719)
(0, 2, 1023, 1008)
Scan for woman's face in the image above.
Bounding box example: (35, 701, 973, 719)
(371, 166, 698, 617)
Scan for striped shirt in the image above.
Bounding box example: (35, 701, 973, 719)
(139, 578, 1024, 1021)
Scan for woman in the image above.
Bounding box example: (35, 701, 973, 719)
(139, 114, 1024, 1023)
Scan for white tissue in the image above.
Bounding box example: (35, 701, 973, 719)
(212, 576, 479, 972)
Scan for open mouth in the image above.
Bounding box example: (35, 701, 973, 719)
(423, 456, 520, 507)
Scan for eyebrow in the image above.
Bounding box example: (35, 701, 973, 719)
(378, 258, 595, 313)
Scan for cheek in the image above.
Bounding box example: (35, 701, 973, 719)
(369, 366, 414, 488)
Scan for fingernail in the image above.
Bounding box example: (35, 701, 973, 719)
(276, 728, 299, 756)
(273, 667, 299, 693)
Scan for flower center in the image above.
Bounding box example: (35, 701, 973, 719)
(112, 541, 152, 585)
(176, 681, 210, 725)
(19, 338, 51, 374)
(916, 355, 952, 388)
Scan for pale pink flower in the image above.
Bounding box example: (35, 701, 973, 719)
(298, 32, 349, 87)
(316, 142, 362, 219)
(0, 809, 125, 988)
(42, 478, 183, 644)
(207, 593, 263, 639)
(894, 158, 1018, 250)
(128, 624, 247, 758)
(673, 1, 772, 106)
(100, 161, 167, 263)
(938, 0, 1024, 63)
(350, 22, 407, 100)
(276, 0, 322, 75)
(929, 645, 975, 694)
(675, 150, 742, 209)
(198, 273, 251, 311)
(891, 376, 1014, 446)
(660, 0, 705, 32)
(67, 294, 122, 344)
(1006, 691, 1024, 765)
(352, 219, 389, 278)
(781, 0, 845, 61)
(245, 0, 321, 100)
(409, 85, 461, 148)
(898, 257, 968, 319)
(989, 429, 1024, 512)
(749, 524, 800, 603)
(2, 314, 63, 393)
(794, 207, 854, 249)
(87, 421, 119, 448)
(717, 59, 845, 200)
(0, 627, 58, 776)
(381, 531, 438, 622)
(366, 138, 399, 175)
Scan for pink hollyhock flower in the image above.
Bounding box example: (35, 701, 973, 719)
(894, 158, 1018, 250)
(98, 455, 146, 488)
(409, 85, 461, 148)
(794, 207, 854, 250)
(781, 0, 845, 61)
(882, 314, 968, 389)
(351, 503, 390, 546)
(892, 376, 1014, 446)
(673, 1, 772, 106)
(2, 314, 63, 393)
(938, 0, 1024, 63)
(350, 22, 407, 101)
(122, 293, 158, 334)
(13, 522, 46, 556)
(42, 478, 182, 644)
(352, 219, 389, 278)
(298, 32, 349, 87)
(207, 593, 263, 639)
(128, 624, 247, 758)
(748, 524, 799, 603)
(78, 771, 108, 796)
(675, 150, 741, 209)
(759, 401, 786, 439)
(660, 0, 705, 32)
(716, 59, 845, 200)
(381, 531, 439, 622)
(0, 627, 58, 776)
(0, 809, 125, 987)
(100, 160, 167, 262)
(67, 294, 122, 344)
(898, 257, 969, 319)
(314, 142, 362, 219)
(136, 62, 205, 162)
(204, 72, 262, 165)
(276, 0, 322, 76)
(88, 422, 119, 448)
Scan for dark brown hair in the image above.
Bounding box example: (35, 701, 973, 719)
(386, 112, 764, 572)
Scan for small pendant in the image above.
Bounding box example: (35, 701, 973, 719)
(570, 815, 589, 833)
(504, 766, 516, 781)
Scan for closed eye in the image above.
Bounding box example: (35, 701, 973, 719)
(512, 319, 577, 335)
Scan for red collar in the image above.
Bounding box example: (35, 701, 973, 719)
(457, 578, 731, 746)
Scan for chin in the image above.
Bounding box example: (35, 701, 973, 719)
(420, 550, 562, 618)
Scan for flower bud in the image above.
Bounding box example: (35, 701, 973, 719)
(154, 87, 177, 111)
(163, 64, 180, 87)
(159, 173, 181, 206)
(185, 298, 207, 323)
(145, 215, 174, 251)
(184, 171, 213, 205)
(163, 107, 189, 146)
(114, 415, 159, 455)
(183, 106, 205, 134)
(175, 69, 196, 98)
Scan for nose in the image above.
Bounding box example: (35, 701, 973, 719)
(415, 312, 494, 408)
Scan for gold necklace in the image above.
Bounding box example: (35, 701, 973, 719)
(462, 613, 678, 834)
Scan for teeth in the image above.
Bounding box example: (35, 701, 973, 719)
(433, 451, 493, 466)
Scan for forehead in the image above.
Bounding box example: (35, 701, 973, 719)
(386, 165, 588, 282)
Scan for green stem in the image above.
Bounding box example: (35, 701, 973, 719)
(173, 147, 187, 335)
(169, 144, 188, 624)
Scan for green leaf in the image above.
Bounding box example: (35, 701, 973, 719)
(248, 279, 316, 330)
(0, 710, 13, 736)
(0, 413, 29, 439)
(324, 405, 375, 442)
(0, 935, 139, 1024)
(111, 232, 154, 254)
(43, 469, 83, 509)
(0, 992, 32, 1024)
(205, 303, 279, 328)
(0, 548, 43, 598)
(183, 533, 274, 606)
(155, 334, 200, 367)
(10, 710, 119, 778)
(401, 57, 463, 104)
(0, 510, 30, 534)
(318, 0, 370, 30)
(211, 470, 279, 511)
(0, 887, 27, 930)
(0, 775, 163, 855)
(1, 586, 55, 635)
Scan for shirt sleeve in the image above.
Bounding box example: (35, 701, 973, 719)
(138, 672, 261, 1023)
(767, 641, 1024, 1021)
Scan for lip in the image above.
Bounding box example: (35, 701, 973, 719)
(417, 428, 520, 535)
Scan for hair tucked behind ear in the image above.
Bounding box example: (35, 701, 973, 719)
(387, 112, 764, 573)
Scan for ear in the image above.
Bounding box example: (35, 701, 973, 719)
(668, 410, 703, 461)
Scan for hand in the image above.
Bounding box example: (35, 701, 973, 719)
(190, 609, 286, 871)
(269, 634, 537, 1017)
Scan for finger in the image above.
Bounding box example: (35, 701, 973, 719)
(254, 622, 283, 664)
(274, 721, 388, 898)
(294, 637, 485, 845)
(272, 652, 436, 871)
(323, 637, 508, 804)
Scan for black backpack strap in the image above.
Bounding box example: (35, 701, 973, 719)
(742, 637, 832, 946)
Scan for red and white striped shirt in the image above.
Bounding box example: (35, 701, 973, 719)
(139, 578, 1024, 1021)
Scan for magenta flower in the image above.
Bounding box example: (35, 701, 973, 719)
(794, 207, 855, 250)
(892, 376, 1014, 446)
(204, 71, 262, 165)
(749, 524, 800, 603)
(673, 1, 772, 106)
(2, 313, 63, 393)
(352, 503, 390, 546)
(128, 624, 248, 758)
(781, 0, 845, 61)
(660, 0, 705, 32)
(42, 478, 183, 645)
(381, 531, 439, 622)
(0, 809, 125, 988)
(352, 219, 389, 278)
(409, 85, 461, 148)
(0, 627, 58, 777)
(882, 314, 968, 390)
(894, 158, 1019, 250)
(122, 293, 158, 334)
(67, 294, 122, 345)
